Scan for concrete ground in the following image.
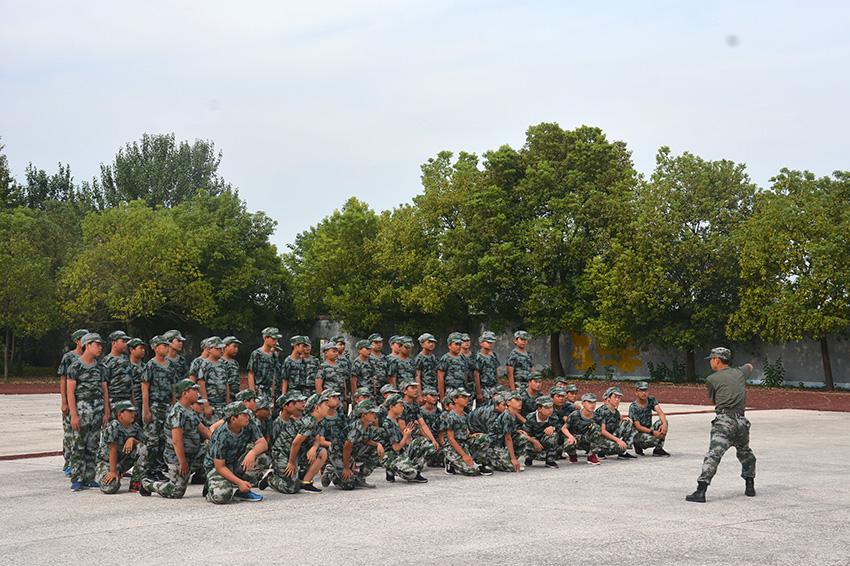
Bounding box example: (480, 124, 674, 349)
(1, 394, 848, 565)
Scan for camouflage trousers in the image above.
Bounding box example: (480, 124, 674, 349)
(444, 434, 492, 475)
(255, 384, 275, 404)
(143, 401, 171, 473)
(488, 433, 531, 472)
(229, 377, 241, 396)
(598, 420, 638, 456)
(524, 431, 561, 462)
(62, 412, 72, 469)
(698, 414, 756, 484)
(205, 446, 271, 503)
(477, 385, 499, 407)
(68, 399, 106, 483)
(382, 437, 437, 481)
(143, 447, 205, 499)
(95, 443, 147, 494)
(564, 424, 605, 456)
(633, 421, 666, 450)
(327, 443, 381, 489)
(268, 447, 326, 494)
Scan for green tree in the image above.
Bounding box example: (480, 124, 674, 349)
(587, 147, 756, 377)
(730, 169, 850, 390)
(514, 124, 637, 376)
(0, 208, 59, 379)
(98, 133, 230, 209)
(286, 197, 391, 335)
(59, 201, 216, 330)
(0, 139, 24, 208)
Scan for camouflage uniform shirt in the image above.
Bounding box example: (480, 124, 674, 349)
(566, 410, 599, 436)
(248, 348, 280, 392)
(165, 403, 203, 456)
(438, 353, 468, 390)
(204, 421, 263, 472)
(316, 361, 347, 396)
(281, 355, 304, 391)
(142, 358, 179, 403)
(474, 351, 501, 388)
(102, 353, 134, 402)
(594, 404, 624, 433)
(97, 419, 144, 462)
(489, 409, 520, 448)
(506, 349, 533, 384)
(628, 396, 659, 429)
(443, 410, 471, 445)
(352, 357, 375, 393)
(389, 356, 417, 384)
(415, 352, 439, 389)
(368, 353, 389, 390)
(67, 358, 107, 400)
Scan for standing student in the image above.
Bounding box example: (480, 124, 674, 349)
(473, 331, 500, 406)
(367, 333, 390, 391)
(59, 328, 88, 475)
(221, 336, 242, 396)
(505, 330, 533, 391)
(351, 340, 376, 398)
(198, 339, 230, 422)
(67, 333, 110, 490)
(438, 333, 468, 401)
(141, 335, 179, 477)
(163, 329, 189, 381)
(102, 330, 132, 419)
(415, 333, 439, 391)
(248, 327, 282, 402)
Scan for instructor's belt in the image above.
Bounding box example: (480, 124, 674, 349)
(717, 408, 745, 416)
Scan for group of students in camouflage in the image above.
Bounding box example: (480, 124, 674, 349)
(59, 327, 670, 503)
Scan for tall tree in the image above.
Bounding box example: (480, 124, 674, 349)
(98, 133, 231, 209)
(515, 124, 637, 376)
(587, 147, 756, 377)
(730, 169, 850, 390)
(0, 139, 24, 208)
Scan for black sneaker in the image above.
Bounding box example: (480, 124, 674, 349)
(444, 464, 457, 475)
(300, 482, 322, 493)
(653, 447, 671, 457)
(524, 457, 534, 467)
(478, 465, 493, 476)
(618, 452, 638, 459)
(386, 470, 396, 483)
(258, 471, 271, 491)
(409, 472, 428, 483)
(202, 482, 209, 498)
(320, 471, 331, 488)
(545, 460, 559, 469)
(139, 480, 152, 497)
(190, 472, 206, 485)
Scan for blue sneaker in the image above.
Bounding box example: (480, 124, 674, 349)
(86, 481, 100, 489)
(64, 467, 71, 476)
(235, 490, 262, 502)
(71, 481, 83, 491)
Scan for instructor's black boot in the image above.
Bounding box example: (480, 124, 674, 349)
(745, 477, 756, 497)
(686, 481, 708, 503)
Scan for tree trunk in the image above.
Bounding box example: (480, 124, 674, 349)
(550, 332, 565, 378)
(3, 327, 9, 381)
(821, 336, 834, 391)
(17, 336, 23, 378)
(686, 346, 695, 381)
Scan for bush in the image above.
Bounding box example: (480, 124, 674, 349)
(646, 360, 687, 383)
(762, 357, 785, 388)
(582, 363, 597, 380)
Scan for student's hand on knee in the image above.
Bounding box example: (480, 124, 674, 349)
(103, 472, 118, 485)
(237, 479, 251, 493)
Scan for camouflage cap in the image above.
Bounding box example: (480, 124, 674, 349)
(262, 327, 282, 339)
(553, 376, 569, 386)
(368, 333, 383, 343)
(549, 385, 567, 396)
(127, 338, 145, 348)
(460, 333, 471, 341)
(320, 341, 337, 352)
(80, 332, 105, 346)
(353, 387, 373, 399)
(114, 400, 136, 413)
(479, 331, 497, 343)
(451, 388, 470, 400)
(291, 335, 307, 346)
(493, 384, 507, 394)
(528, 371, 543, 381)
(399, 379, 418, 392)
(581, 393, 597, 403)
(149, 335, 168, 347)
(301, 336, 312, 346)
(401, 337, 415, 348)
(275, 345, 283, 352)
(174, 378, 200, 395)
(535, 395, 554, 407)
(236, 389, 257, 402)
(277, 391, 306, 407)
(222, 336, 242, 345)
(504, 391, 521, 402)
(255, 397, 271, 411)
(442, 393, 454, 407)
(380, 384, 399, 396)
(448, 332, 464, 345)
(209, 337, 226, 349)
(514, 330, 529, 340)
(604, 386, 623, 399)
(330, 335, 345, 344)
(163, 329, 186, 342)
(195, 397, 208, 404)
(384, 393, 404, 407)
(355, 339, 371, 350)
(422, 387, 438, 397)
(388, 335, 401, 345)
(635, 381, 649, 390)
(353, 399, 381, 417)
(304, 393, 320, 413)
(492, 393, 506, 405)
(563, 384, 578, 393)
(224, 401, 251, 419)
(418, 333, 437, 343)
(71, 329, 89, 341)
(108, 330, 130, 341)
(319, 389, 340, 404)
(706, 347, 732, 361)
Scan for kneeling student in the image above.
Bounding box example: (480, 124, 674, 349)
(380, 394, 432, 483)
(442, 389, 493, 476)
(563, 393, 604, 465)
(203, 402, 268, 503)
(324, 399, 385, 489)
(95, 400, 146, 494)
(595, 387, 638, 459)
(629, 381, 670, 456)
(521, 395, 561, 469)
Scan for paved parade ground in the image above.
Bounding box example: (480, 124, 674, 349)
(1, 394, 849, 565)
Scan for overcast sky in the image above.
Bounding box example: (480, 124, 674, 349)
(2, 1, 848, 252)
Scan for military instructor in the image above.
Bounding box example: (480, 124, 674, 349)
(686, 347, 757, 503)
